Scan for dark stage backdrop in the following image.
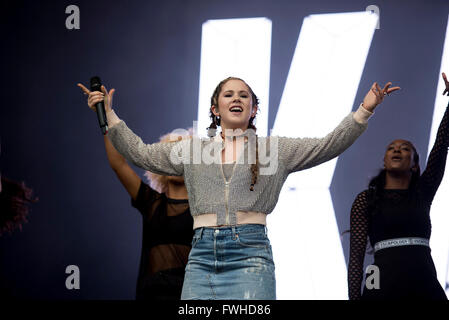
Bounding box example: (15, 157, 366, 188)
(1, 0, 448, 299)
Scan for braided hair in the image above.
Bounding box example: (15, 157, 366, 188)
(208, 77, 260, 191)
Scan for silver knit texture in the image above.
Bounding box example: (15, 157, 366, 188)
(108, 112, 367, 225)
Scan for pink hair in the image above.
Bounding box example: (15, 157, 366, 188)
(143, 129, 192, 193)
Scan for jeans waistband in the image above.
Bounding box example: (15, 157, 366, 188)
(193, 224, 268, 239)
(374, 237, 429, 252)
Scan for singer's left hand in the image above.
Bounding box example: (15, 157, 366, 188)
(77, 83, 115, 113)
(362, 82, 400, 112)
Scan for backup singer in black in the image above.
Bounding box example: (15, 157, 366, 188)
(348, 72, 449, 300)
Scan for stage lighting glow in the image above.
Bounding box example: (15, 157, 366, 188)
(268, 11, 378, 299)
(427, 14, 449, 298)
(197, 18, 272, 137)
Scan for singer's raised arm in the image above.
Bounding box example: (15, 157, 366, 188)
(78, 83, 185, 176)
(106, 109, 186, 176)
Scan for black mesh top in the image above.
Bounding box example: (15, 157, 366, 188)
(131, 181, 193, 299)
(348, 102, 449, 300)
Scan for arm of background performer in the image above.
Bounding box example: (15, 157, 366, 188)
(348, 191, 369, 300)
(419, 73, 449, 201)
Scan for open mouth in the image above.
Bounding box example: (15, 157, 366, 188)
(391, 156, 402, 161)
(229, 106, 243, 113)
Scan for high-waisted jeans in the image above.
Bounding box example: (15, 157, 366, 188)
(181, 224, 276, 300)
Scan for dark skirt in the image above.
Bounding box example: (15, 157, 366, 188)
(136, 267, 185, 300)
(361, 246, 447, 300)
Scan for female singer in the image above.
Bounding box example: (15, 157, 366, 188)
(82, 77, 398, 299)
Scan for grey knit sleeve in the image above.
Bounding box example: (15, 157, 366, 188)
(279, 112, 367, 173)
(107, 120, 185, 176)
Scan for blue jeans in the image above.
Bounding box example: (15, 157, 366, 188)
(181, 224, 276, 300)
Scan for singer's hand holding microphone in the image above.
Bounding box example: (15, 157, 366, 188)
(77, 78, 115, 134)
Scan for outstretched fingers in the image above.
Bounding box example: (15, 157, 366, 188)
(101, 85, 115, 110)
(101, 85, 111, 96)
(378, 82, 400, 96)
(386, 86, 401, 95)
(382, 82, 392, 92)
(383, 82, 401, 95)
(77, 83, 90, 95)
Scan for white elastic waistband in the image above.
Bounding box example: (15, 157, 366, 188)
(374, 237, 429, 252)
(193, 211, 267, 229)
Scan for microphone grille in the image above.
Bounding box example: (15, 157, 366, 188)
(90, 76, 102, 90)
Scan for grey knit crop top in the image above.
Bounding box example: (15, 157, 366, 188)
(107, 108, 369, 226)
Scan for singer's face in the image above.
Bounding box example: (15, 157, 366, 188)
(212, 79, 257, 132)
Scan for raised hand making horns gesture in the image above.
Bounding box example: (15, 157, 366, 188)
(77, 83, 115, 113)
(362, 82, 401, 112)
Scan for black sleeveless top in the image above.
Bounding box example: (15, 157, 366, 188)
(131, 181, 193, 300)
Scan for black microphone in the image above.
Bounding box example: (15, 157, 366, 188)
(90, 76, 108, 135)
